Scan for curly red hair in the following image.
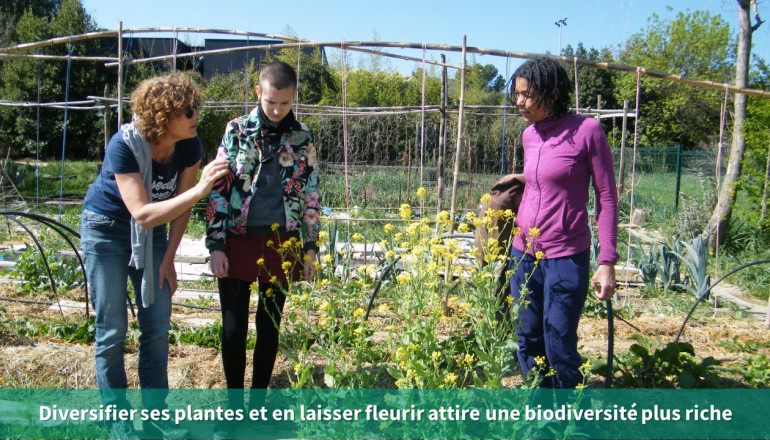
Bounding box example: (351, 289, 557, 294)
(130, 72, 202, 144)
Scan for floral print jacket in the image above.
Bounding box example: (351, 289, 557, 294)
(205, 107, 321, 253)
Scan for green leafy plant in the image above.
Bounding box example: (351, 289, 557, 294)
(673, 235, 710, 297)
(656, 238, 682, 289)
(594, 334, 720, 388)
(629, 238, 658, 289)
(10, 243, 84, 294)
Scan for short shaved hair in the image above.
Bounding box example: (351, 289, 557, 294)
(259, 61, 297, 90)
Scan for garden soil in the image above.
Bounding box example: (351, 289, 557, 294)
(1, 282, 768, 389)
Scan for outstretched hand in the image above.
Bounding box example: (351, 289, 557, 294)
(196, 158, 230, 195)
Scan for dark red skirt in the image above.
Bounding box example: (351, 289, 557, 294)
(225, 232, 304, 284)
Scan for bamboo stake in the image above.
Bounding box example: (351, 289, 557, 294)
(449, 37, 467, 234)
(0, 29, 119, 53)
(0, 54, 116, 61)
(117, 21, 124, 128)
(760, 137, 770, 225)
(436, 54, 447, 217)
(617, 100, 629, 200)
(445, 36, 467, 304)
(3, 29, 769, 98)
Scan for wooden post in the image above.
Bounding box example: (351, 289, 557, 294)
(102, 84, 111, 154)
(761, 137, 770, 225)
(449, 37, 467, 235)
(406, 138, 412, 204)
(445, 36, 467, 307)
(617, 100, 629, 200)
(466, 137, 472, 202)
(117, 21, 124, 128)
(436, 54, 447, 216)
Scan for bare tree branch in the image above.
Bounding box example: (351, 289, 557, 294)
(750, 0, 764, 31)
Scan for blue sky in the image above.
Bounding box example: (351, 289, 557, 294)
(80, 0, 770, 82)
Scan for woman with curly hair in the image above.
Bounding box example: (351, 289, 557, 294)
(81, 72, 228, 439)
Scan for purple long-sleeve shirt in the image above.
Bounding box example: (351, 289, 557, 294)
(512, 113, 619, 265)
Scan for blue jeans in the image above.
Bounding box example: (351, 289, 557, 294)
(509, 247, 590, 388)
(80, 209, 170, 410)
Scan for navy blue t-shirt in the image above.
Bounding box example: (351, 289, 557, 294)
(84, 130, 204, 221)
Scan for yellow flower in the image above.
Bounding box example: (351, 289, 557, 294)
(269, 275, 278, 284)
(529, 227, 540, 238)
(535, 356, 546, 367)
(444, 373, 458, 385)
(399, 204, 413, 220)
(303, 254, 311, 261)
(396, 272, 411, 285)
(431, 351, 442, 362)
(256, 258, 265, 266)
(352, 232, 362, 241)
(293, 363, 302, 373)
(271, 223, 280, 232)
(353, 307, 366, 319)
(282, 261, 292, 272)
(385, 250, 396, 260)
(249, 282, 258, 292)
(480, 193, 491, 204)
(416, 186, 427, 197)
(264, 287, 273, 298)
(535, 251, 545, 260)
(457, 223, 470, 233)
(266, 240, 274, 248)
(384, 223, 393, 233)
(318, 230, 329, 242)
(321, 254, 333, 264)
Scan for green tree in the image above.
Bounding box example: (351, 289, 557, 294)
(0, 0, 111, 159)
(460, 61, 504, 105)
(737, 57, 770, 231)
(617, 8, 735, 149)
(705, 0, 765, 249)
(562, 43, 619, 110)
(0, 0, 59, 45)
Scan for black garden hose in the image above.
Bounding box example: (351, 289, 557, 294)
(674, 259, 770, 344)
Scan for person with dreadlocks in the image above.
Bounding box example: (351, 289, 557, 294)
(507, 57, 618, 388)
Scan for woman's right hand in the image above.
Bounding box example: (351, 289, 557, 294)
(196, 158, 230, 196)
(209, 250, 229, 278)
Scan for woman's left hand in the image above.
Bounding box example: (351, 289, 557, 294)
(159, 257, 178, 297)
(592, 264, 616, 301)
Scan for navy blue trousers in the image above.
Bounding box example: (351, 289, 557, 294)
(509, 247, 590, 388)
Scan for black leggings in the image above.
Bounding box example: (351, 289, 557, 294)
(218, 278, 286, 390)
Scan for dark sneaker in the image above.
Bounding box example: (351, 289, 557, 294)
(141, 419, 189, 440)
(109, 420, 140, 440)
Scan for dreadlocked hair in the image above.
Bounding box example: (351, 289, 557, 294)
(508, 57, 571, 119)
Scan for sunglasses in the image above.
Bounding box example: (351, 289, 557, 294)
(183, 105, 200, 119)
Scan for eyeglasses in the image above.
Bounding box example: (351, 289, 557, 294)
(184, 105, 200, 119)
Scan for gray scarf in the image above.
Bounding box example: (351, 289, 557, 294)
(122, 121, 155, 308)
